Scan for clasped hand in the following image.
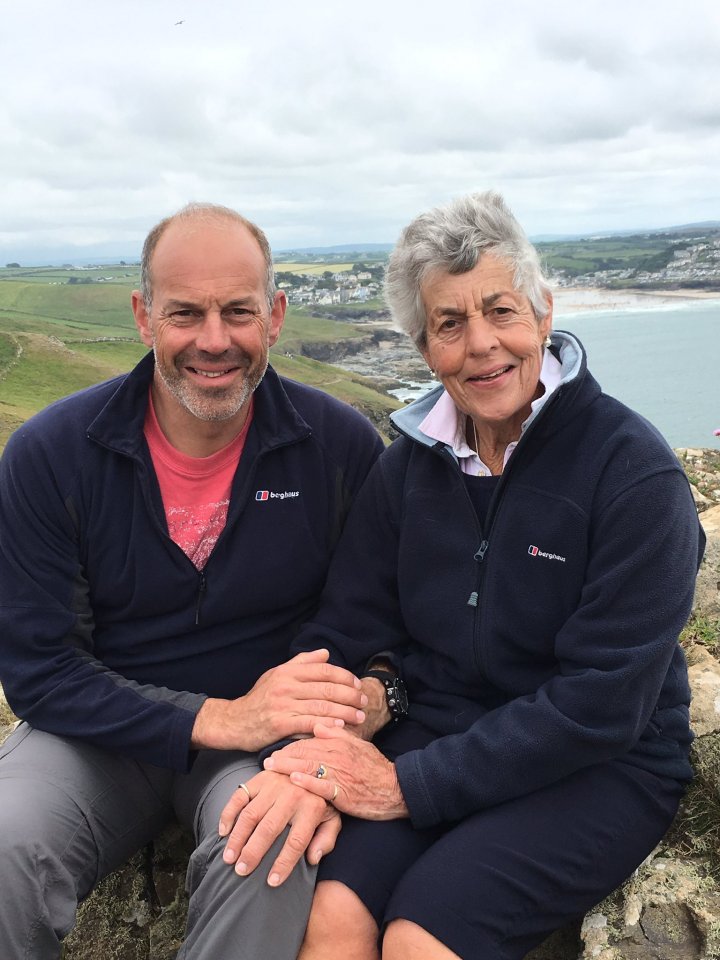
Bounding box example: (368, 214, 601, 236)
(191, 648, 368, 751)
(219, 725, 408, 887)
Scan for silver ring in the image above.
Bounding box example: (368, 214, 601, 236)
(237, 782, 251, 800)
(315, 763, 328, 779)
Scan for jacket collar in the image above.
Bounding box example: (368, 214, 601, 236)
(87, 352, 311, 457)
(390, 330, 588, 451)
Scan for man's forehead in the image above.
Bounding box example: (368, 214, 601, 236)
(151, 219, 266, 288)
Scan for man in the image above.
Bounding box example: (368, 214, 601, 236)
(0, 203, 383, 959)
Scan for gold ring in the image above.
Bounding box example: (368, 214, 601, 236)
(237, 782, 251, 800)
(331, 784, 338, 802)
(316, 763, 328, 779)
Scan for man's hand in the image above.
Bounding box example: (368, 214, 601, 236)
(264, 724, 409, 820)
(191, 649, 367, 751)
(218, 770, 342, 886)
(346, 676, 391, 740)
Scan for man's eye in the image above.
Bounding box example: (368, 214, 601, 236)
(170, 310, 196, 321)
(226, 307, 254, 320)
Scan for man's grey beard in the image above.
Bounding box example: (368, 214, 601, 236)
(152, 347, 268, 422)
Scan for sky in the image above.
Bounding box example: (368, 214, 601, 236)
(1, 0, 719, 260)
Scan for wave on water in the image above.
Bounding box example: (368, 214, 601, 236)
(556, 298, 720, 322)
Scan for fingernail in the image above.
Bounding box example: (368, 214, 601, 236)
(268, 873, 281, 887)
(360, 694, 369, 706)
(223, 847, 236, 863)
(354, 676, 362, 688)
(356, 710, 366, 723)
(333, 718, 344, 726)
(310, 849, 323, 865)
(264, 757, 275, 769)
(218, 821, 228, 837)
(290, 772, 303, 784)
(236, 861, 248, 876)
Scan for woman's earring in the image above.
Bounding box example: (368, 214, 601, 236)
(543, 335, 552, 348)
(429, 368, 437, 379)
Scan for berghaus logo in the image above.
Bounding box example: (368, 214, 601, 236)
(528, 544, 566, 562)
(255, 490, 300, 501)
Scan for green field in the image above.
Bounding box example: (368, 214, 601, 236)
(0, 267, 399, 449)
(536, 235, 692, 277)
(274, 261, 356, 276)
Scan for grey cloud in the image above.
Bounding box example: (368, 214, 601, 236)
(0, 0, 718, 252)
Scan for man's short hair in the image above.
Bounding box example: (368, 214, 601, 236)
(140, 203, 276, 312)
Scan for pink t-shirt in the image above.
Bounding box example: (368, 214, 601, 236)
(144, 394, 253, 569)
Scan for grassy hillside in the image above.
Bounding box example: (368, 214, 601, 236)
(0, 269, 400, 450)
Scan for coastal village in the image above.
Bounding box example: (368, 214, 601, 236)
(278, 232, 720, 305)
(281, 230, 720, 304)
(548, 233, 720, 291)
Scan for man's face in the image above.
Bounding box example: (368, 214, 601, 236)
(133, 219, 285, 427)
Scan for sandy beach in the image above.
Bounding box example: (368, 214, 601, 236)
(552, 286, 720, 314)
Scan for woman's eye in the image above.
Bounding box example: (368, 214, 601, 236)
(439, 318, 459, 331)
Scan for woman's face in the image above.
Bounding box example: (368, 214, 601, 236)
(421, 254, 552, 436)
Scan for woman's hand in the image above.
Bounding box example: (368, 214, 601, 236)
(264, 723, 409, 820)
(218, 769, 342, 886)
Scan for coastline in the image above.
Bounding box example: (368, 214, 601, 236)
(552, 286, 720, 314)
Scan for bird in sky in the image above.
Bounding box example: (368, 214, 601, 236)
(174, 20, 184, 26)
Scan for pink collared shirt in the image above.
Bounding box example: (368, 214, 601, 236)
(419, 351, 563, 476)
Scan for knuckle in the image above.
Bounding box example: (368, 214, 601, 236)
(318, 662, 332, 679)
(236, 807, 261, 830)
(255, 817, 281, 843)
(285, 831, 310, 855)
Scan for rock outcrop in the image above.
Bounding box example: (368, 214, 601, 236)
(0, 446, 719, 958)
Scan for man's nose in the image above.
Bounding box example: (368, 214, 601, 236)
(195, 312, 232, 353)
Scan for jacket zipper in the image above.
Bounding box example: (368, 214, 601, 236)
(467, 540, 489, 607)
(455, 388, 565, 672)
(195, 571, 207, 626)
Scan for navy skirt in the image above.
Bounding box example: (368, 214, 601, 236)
(318, 727, 684, 960)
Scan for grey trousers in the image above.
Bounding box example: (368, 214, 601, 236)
(0, 723, 316, 960)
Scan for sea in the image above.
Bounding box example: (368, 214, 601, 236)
(386, 297, 720, 450)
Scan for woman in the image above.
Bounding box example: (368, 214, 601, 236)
(228, 192, 705, 959)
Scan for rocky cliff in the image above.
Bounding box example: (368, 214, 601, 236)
(1, 448, 719, 959)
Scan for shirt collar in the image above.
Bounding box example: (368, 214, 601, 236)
(418, 350, 563, 473)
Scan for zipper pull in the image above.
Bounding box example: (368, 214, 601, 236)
(466, 591, 479, 607)
(474, 540, 489, 562)
(195, 571, 207, 626)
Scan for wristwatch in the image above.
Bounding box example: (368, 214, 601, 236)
(363, 669, 409, 721)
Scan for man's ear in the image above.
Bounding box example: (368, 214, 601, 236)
(131, 290, 154, 348)
(267, 290, 287, 348)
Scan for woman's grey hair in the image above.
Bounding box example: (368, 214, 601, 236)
(140, 202, 276, 312)
(385, 191, 552, 348)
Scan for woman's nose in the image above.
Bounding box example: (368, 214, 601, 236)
(465, 315, 497, 354)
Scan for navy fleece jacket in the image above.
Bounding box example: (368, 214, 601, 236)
(0, 352, 383, 770)
(293, 332, 705, 829)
